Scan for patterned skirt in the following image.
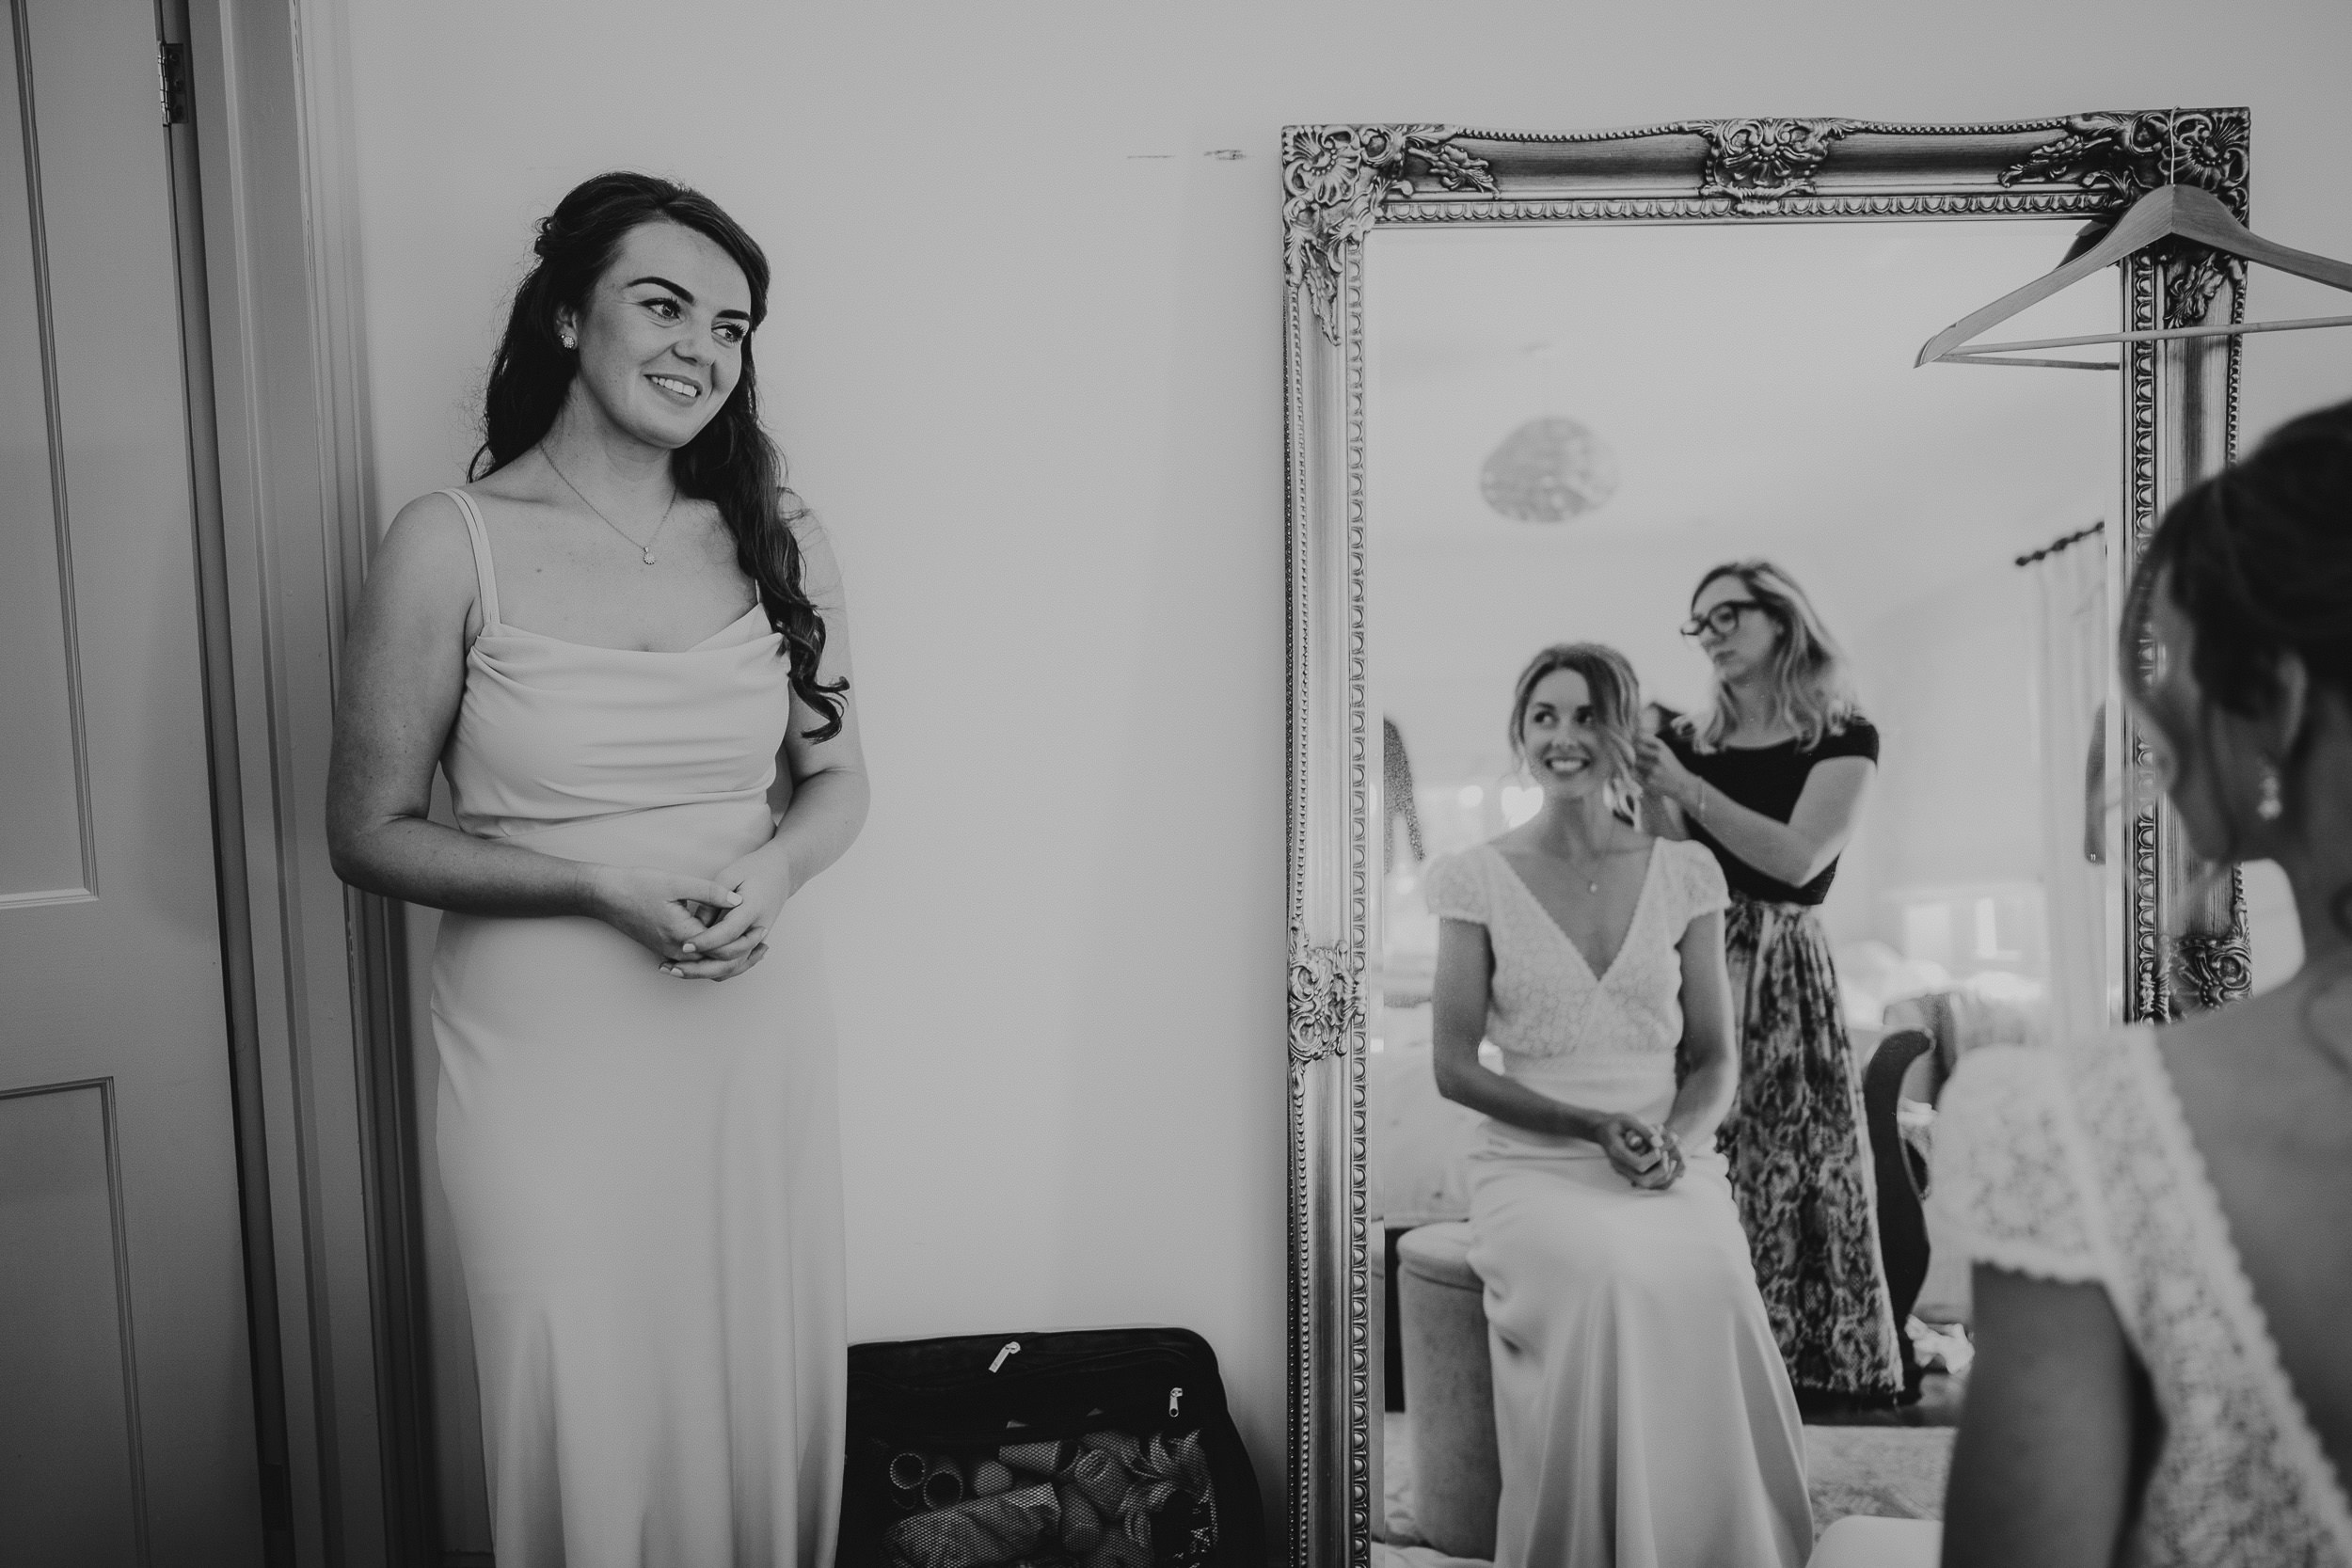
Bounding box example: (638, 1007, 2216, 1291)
(1717, 895, 1905, 1400)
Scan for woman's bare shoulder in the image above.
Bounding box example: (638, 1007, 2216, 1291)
(365, 489, 481, 625)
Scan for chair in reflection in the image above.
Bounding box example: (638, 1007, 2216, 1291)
(1861, 1029, 1936, 1399)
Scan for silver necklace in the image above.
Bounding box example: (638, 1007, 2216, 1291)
(1539, 842, 1643, 895)
(543, 450, 678, 565)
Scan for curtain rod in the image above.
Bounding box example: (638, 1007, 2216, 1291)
(2014, 519, 2104, 568)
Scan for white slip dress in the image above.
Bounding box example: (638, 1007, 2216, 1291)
(429, 488, 846, 1568)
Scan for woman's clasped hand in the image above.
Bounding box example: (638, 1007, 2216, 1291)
(660, 847, 797, 980)
(1595, 1112, 1684, 1190)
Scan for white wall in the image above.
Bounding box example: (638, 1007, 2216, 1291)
(344, 0, 2352, 1535)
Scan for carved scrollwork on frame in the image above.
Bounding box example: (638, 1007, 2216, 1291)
(1282, 125, 1497, 343)
(2004, 110, 2252, 331)
(2173, 883, 2256, 1016)
(2003, 108, 2250, 216)
(2155, 242, 2246, 331)
(1695, 118, 1858, 212)
(1288, 934, 1362, 1068)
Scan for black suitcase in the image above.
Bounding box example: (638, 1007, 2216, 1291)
(839, 1326, 1263, 1568)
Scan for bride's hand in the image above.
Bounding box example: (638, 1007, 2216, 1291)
(1596, 1114, 1666, 1182)
(1626, 1127, 1687, 1191)
(660, 847, 795, 982)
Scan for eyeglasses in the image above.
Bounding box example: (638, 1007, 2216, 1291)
(1680, 600, 1767, 640)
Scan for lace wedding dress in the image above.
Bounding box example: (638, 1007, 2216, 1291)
(1423, 839, 1811, 1568)
(1934, 1027, 2352, 1565)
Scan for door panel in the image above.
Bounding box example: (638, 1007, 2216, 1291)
(0, 0, 262, 1560)
(0, 0, 86, 903)
(0, 1084, 145, 1567)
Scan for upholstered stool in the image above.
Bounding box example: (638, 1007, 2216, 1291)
(1396, 1221, 1499, 1560)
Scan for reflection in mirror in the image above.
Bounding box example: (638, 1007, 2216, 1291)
(1361, 220, 2118, 1561)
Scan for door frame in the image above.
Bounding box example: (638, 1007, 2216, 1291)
(180, 2, 434, 1563)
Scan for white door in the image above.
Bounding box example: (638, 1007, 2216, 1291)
(0, 0, 263, 1562)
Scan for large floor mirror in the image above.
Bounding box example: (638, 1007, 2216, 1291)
(1282, 112, 2254, 1567)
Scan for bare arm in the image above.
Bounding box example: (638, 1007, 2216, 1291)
(1638, 740, 1873, 888)
(1429, 917, 1662, 1177)
(667, 515, 869, 977)
(1431, 918, 1593, 1138)
(1662, 909, 1737, 1148)
(766, 515, 868, 888)
(1942, 1265, 2139, 1567)
(326, 493, 739, 956)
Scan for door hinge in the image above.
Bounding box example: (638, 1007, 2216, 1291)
(157, 41, 190, 127)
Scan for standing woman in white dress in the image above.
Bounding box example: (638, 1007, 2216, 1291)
(1937, 401, 2352, 1565)
(328, 172, 866, 1567)
(1427, 643, 1811, 1568)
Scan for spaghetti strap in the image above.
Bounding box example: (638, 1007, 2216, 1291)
(438, 487, 501, 632)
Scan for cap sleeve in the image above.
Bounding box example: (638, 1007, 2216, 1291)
(1421, 849, 1487, 926)
(1664, 838, 1729, 927)
(1929, 1044, 2111, 1285)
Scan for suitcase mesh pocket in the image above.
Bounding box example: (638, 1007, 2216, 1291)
(860, 1426, 1220, 1568)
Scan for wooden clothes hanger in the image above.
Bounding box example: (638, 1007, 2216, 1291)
(1917, 181, 2352, 370)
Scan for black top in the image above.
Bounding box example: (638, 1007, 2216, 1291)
(1661, 716, 1881, 906)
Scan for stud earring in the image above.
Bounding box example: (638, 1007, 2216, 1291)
(2257, 766, 2284, 822)
(559, 328, 577, 350)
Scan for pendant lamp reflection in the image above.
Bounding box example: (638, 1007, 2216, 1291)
(1480, 417, 1619, 523)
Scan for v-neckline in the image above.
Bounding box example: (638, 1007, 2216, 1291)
(2128, 1026, 2352, 1549)
(1489, 840, 1660, 990)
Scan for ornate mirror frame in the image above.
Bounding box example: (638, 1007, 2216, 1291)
(1280, 109, 2254, 1567)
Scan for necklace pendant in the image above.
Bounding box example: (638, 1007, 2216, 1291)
(642, 548, 657, 565)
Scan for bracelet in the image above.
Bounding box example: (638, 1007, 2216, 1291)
(1693, 782, 1709, 823)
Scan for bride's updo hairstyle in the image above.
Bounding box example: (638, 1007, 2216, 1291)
(471, 171, 848, 740)
(2122, 398, 2352, 934)
(1510, 642, 1645, 820)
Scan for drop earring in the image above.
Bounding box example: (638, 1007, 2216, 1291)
(2257, 766, 2284, 822)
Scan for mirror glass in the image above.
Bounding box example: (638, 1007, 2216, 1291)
(1360, 217, 2121, 1551)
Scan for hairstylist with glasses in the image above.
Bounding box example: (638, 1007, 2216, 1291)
(1634, 560, 1907, 1410)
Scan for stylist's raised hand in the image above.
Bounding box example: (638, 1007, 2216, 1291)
(1633, 734, 1698, 805)
(587, 865, 743, 966)
(660, 847, 794, 982)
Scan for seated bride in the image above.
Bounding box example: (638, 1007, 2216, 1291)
(1426, 642, 1812, 1568)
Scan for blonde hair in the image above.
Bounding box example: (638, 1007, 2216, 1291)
(1509, 642, 1645, 819)
(1685, 559, 1860, 752)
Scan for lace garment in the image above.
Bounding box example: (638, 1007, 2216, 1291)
(1933, 1029, 2352, 1566)
(1421, 838, 1727, 1067)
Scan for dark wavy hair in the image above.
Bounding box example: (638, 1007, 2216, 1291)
(469, 171, 846, 740)
(1508, 642, 1645, 820)
(2122, 398, 2352, 937)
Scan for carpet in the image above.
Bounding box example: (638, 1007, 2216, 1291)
(1804, 1425, 1953, 1528)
